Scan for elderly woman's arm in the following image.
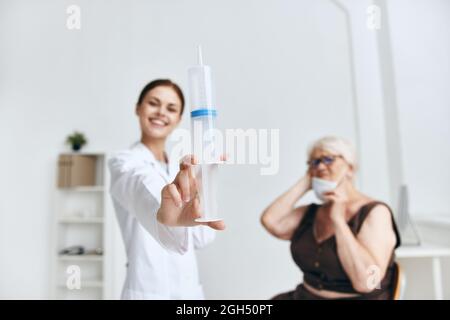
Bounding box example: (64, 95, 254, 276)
(332, 204, 397, 293)
(260, 175, 311, 240)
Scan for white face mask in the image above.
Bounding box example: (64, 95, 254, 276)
(312, 177, 338, 201)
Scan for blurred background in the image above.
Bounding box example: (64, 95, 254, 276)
(0, 0, 449, 299)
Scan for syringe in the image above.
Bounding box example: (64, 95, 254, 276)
(188, 46, 221, 222)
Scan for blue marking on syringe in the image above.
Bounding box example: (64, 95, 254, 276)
(190, 109, 218, 118)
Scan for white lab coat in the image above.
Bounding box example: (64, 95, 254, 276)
(108, 142, 216, 299)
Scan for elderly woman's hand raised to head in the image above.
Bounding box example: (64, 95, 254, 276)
(261, 136, 400, 300)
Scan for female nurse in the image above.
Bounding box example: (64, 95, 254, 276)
(109, 79, 224, 299)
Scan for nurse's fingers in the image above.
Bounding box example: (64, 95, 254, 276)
(195, 219, 226, 230)
(191, 197, 202, 220)
(203, 220, 226, 230)
(166, 183, 183, 208)
(179, 155, 199, 195)
(179, 154, 198, 170)
(175, 169, 191, 203)
(188, 165, 198, 195)
(192, 198, 226, 230)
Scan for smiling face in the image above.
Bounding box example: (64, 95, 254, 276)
(308, 148, 353, 182)
(136, 85, 182, 140)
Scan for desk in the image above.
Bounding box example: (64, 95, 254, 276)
(396, 244, 450, 300)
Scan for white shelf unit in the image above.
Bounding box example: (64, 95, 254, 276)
(50, 152, 119, 300)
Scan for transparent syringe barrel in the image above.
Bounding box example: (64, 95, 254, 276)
(188, 64, 218, 162)
(188, 65, 214, 111)
(188, 64, 220, 222)
(193, 163, 219, 222)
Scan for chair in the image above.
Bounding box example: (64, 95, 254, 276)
(391, 261, 406, 300)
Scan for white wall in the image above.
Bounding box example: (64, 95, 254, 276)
(383, 0, 450, 300)
(0, 0, 448, 299)
(386, 0, 450, 217)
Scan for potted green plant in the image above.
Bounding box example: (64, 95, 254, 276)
(66, 131, 87, 152)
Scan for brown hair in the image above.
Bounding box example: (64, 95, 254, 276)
(137, 79, 185, 115)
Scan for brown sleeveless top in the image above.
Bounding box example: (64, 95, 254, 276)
(290, 201, 401, 295)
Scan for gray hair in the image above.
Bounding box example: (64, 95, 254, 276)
(307, 136, 357, 169)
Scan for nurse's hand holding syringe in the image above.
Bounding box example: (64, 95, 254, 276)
(157, 155, 226, 231)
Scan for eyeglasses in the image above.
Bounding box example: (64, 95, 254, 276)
(307, 155, 342, 168)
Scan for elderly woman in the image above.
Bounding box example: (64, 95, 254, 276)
(261, 136, 401, 300)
